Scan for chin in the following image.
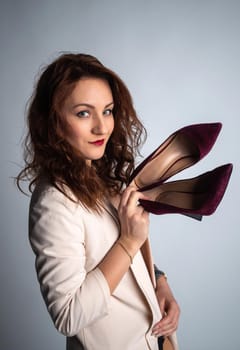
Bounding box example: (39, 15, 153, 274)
(89, 152, 105, 161)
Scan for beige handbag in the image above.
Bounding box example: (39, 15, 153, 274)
(164, 332, 179, 350)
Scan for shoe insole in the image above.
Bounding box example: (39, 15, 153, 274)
(135, 133, 199, 188)
(142, 177, 206, 210)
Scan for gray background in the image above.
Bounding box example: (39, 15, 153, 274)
(1, 0, 239, 349)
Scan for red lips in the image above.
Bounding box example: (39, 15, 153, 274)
(89, 139, 105, 146)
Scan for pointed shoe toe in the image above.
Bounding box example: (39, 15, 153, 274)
(129, 122, 222, 189)
(138, 163, 233, 217)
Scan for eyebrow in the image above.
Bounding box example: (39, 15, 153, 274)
(72, 101, 114, 109)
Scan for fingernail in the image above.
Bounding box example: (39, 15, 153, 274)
(151, 329, 162, 336)
(152, 332, 163, 338)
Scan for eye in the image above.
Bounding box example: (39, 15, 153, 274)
(76, 110, 90, 118)
(103, 109, 113, 116)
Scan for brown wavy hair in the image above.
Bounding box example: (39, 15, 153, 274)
(16, 53, 146, 211)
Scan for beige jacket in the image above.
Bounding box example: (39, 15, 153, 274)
(29, 180, 178, 350)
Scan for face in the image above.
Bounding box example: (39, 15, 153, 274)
(62, 77, 114, 165)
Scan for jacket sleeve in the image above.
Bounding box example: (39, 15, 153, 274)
(29, 187, 111, 336)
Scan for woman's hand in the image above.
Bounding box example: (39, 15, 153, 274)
(118, 186, 149, 256)
(152, 277, 180, 337)
(98, 186, 149, 292)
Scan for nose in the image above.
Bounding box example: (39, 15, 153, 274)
(92, 114, 108, 134)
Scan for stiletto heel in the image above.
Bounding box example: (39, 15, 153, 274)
(138, 163, 233, 216)
(129, 122, 222, 189)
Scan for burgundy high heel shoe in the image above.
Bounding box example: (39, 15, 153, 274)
(129, 122, 222, 189)
(138, 163, 233, 217)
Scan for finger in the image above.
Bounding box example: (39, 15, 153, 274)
(158, 312, 179, 332)
(124, 194, 143, 214)
(126, 189, 151, 208)
(159, 319, 178, 337)
(119, 186, 137, 210)
(128, 179, 139, 189)
(152, 320, 178, 337)
(152, 308, 179, 336)
(152, 297, 180, 336)
(152, 313, 173, 331)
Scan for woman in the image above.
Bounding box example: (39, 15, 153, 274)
(17, 53, 180, 350)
